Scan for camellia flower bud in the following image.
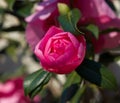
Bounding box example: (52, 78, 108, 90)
(34, 26, 86, 74)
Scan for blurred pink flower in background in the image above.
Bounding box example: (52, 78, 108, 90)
(34, 26, 86, 74)
(92, 31, 120, 53)
(25, 0, 120, 53)
(25, 0, 58, 50)
(0, 78, 41, 103)
(25, 0, 69, 50)
(73, 0, 120, 53)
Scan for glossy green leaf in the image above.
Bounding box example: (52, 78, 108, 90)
(29, 84, 42, 99)
(60, 72, 81, 103)
(60, 83, 79, 103)
(58, 8, 82, 34)
(29, 72, 51, 98)
(24, 70, 42, 96)
(76, 59, 118, 90)
(86, 24, 99, 39)
(24, 69, 52, 98)
(71, 85, 86, 103)
(58, 3, 70, 15)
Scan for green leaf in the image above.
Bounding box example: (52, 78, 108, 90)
(58, 3, 70, 15)
(24, 70, 41, 96)
(29, 72, 51, 98)
(60, 72, 81, 103)
(60, 83, 79, 103)
(5, 0, 15, 10)
(86, 24, 99, 39)
(76, 59, 118, 90)
(64, 71, 81, 89)
(58, 8, 82, 34)
(29, 84, 42, 99)
(71, 85, 86, 103)
(24, 69, 52, 98)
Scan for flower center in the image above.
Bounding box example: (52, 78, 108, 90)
(50, 38, 70, 55)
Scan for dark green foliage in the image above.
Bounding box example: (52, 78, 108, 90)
(76, 59, 118, 90)
(24, 69, 52, 98)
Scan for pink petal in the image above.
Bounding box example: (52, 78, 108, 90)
(25, 0, 58, 22)
(74, 0, 116, 19)
(94, 16, 120, 30)
(38, 26, 63, 51)
(76, 0, 120, 30)
(25, 0, 58, 50)
(92, 32, 120, 53)
(25, 19, 46, 50)
(77, 36, 86, 60)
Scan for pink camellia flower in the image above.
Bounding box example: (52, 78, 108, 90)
(34, 26, 86, 74)
(0, 78, 41, 103)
